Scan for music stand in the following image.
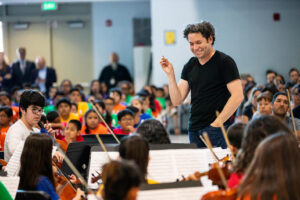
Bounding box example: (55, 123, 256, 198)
(82, 134, 127, 144)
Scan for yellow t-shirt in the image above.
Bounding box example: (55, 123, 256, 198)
(60, 112, 80, 124)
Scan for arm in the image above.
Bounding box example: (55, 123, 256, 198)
(160, 56, 190, 106)
(211, 79, 244, 127)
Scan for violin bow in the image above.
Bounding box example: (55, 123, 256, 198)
(203, 132, 228, 190)
(286, 89, 298, 138)
(199, 135, 220, 161)
(88, 99, 120, 144)
(216, 111, 236, 161)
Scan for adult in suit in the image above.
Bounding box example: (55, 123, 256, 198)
(31, 56, 57, 97)
(10, 47, 36, 89)
(98, 52, 133, 90)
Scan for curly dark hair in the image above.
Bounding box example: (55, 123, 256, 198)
(234, 115, 292, 173)
(136, 119, 171, 144)
(183, 21, 215, 45)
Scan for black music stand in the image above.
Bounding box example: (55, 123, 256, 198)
(82, 134, 127, 144)
(16, 190, 51, 200)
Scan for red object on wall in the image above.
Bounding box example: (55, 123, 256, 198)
(106, 19, 112, 27)
(273, 13, 280, 21)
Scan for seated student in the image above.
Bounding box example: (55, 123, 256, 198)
(56, 98, 79, 125)
(62, 120, 84, 145)
(46, 111, 65, 140)
(155, 87, 166, 110)
(69, 88, 91, 119)
(131, 96, 152, 124)
(126, 106, 140, 128)
(228, 116, 292, 189)
(227, 122, 246, 157)
(18, 134, 84, 200)
(237, 132, 300, 200)
(0, 106, 13, 151)
(0, 91, 19, 122)
(113, 109, 135, 135)
(252, 91, 273, 119)
(4, 90, 46, 161)
(94, 100, 112, 128)
(44, 91, 64, 114)
(81, 109, 108, 134)
(98, 160, 142, 200)
(104, 97, 118, 127)
(109, 88, 126, 114)
(119, 135, 158, 184)
(136, 119, 171, 144)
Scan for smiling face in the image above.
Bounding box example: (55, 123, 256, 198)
(188, 33, 213, 62)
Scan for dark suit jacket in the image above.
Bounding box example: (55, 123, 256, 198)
(31, 67, 57, 95)
(11, 60, 36, 88)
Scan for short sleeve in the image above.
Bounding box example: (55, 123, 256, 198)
(36, 176, 59, 200)
(181, 57, 196, 81)
(221, 56, 240, 84)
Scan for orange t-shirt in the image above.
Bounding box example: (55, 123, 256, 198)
(81, 124, 108, 135)
(112, 104, 126, 114)
(0, 127, 9, 151)
(11, 106, 19, 123)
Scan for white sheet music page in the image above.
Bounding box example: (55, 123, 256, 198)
(0, 176, 20, 199)
(87, 151, 119, 189)
(137, 186, 217, 200)
(147, 149, 211, 183)
(5, 141, 24, 177)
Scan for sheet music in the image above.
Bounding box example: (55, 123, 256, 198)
(87, 152, 119, 189)
(138, 186, 217, 200)
(5, 141, 24, 177)
(0, 176, 20, 199)
(148, 149, 213, 182)
(5, 143, 59, 177)
(88, 148, 231, 188)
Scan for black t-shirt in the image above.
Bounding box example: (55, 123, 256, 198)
(181, 50, 240, 131)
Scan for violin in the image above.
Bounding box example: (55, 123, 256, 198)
(91, 171, 102, 184)
(201, 187, 238, 200)
(179, 156, 232, 188)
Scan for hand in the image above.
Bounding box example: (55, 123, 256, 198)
(127, 125, 135, 133)
(210, 119, 221, 128)
(69, 174, 77, 184)
(160, 56, 174, 76)
(53, 151, 64, 163)
(44, 122, 55, 137)
(4, 74, 11, 79)
(73, 188, 86, 200)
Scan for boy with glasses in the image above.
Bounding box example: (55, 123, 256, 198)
(4, 90, 46, 161)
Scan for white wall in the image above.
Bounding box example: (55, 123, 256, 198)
(92, 1, 151, 80)
(151, 0, 300, 86)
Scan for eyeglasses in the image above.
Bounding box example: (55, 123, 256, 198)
(121, 118, 133, 122)
(30, 106, 44, 115)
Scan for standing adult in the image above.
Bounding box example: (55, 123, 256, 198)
(0, 52, 12, 92)
(31, 56, 57, 97)
(98, 52, 132, 90)
(10, 47, 36, 88)
(160, 21, 243, 148)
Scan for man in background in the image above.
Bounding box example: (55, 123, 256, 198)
(98, 52, 132, 90)
(11, 47, 36, 89)
(31, 56, 57, 97)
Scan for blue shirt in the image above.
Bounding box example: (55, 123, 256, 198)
(37, 176, 59, 200)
